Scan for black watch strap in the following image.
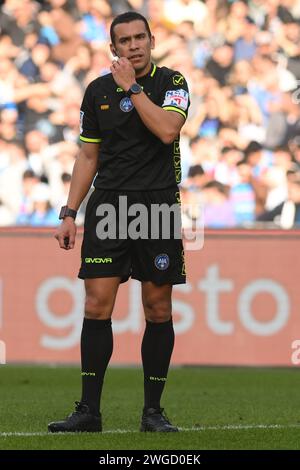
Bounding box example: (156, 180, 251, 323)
(59, 206, 77, 220)
(126, 83, 142, 98)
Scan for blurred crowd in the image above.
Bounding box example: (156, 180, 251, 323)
(0, 0, 300, 228)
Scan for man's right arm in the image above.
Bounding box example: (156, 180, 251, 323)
(55, 142, 100, 250)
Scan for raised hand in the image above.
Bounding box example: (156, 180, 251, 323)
(110, 57, 136, 91)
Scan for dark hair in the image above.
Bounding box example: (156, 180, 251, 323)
(188, 164, 205, 178)
(236, 158, 249, 167)
(244, 141, 263, 156)
(221, 146, 236, 154)
(278, 6, 295, 24)
(274, 145, 291, 154)
(202, 180, 230, 196)
(110, 12, 151, 44)
(23, 169, 37, 180)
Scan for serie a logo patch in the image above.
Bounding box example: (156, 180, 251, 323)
(154, 254, 170, 271)
(120, 97, 134, 112)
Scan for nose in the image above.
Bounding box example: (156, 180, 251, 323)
(129, 38, 139, 50)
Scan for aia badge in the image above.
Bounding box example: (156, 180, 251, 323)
(154, 254, 170, 271)
(120, 97, 134, 112)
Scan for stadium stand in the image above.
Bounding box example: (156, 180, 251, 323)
(0, 0, 300, 228)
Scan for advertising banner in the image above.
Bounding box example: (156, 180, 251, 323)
(1, 229, 299, 366)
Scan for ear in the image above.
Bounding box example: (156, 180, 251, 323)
(150, 35, 155, 50)
(110, 43, 118, 57)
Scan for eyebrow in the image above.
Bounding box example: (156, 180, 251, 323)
(118, 32, 146, 41)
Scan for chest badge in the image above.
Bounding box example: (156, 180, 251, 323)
(120, 97, 134, 113)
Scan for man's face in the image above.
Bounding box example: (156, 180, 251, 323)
(111, 20, 155, 74)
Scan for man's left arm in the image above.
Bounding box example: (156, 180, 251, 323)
(111, 58, 189, 144)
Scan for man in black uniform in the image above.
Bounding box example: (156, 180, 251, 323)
(48, 11, 190, 433)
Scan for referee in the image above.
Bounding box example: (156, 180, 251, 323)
(49, 11, 190, 433)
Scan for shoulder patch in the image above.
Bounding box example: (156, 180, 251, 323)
(163, 89, 189, 111)
(172, 74, 185, 86)
(79, 110, 84, 133)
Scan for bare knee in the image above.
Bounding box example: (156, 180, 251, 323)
(84, 278, 119, 320)
(84, 293, 113, 320)
(143, 296, 172, 323)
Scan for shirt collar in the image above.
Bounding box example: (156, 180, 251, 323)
(137, 63, 157, 82)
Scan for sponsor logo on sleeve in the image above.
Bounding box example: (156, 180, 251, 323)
(163, 89, 189, 111)
(79, 110, 84, 133)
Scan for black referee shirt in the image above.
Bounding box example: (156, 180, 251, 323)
(79, 63, 190, 190)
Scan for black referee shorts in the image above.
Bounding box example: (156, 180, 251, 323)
(78, 188, 186, 285)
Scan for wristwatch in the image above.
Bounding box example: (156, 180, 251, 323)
(126, 83, 142, 98)
(59, 205, 77, 220)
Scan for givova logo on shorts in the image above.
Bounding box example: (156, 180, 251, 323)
(84, 258, 113, 263)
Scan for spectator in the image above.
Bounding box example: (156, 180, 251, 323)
(186, 164, 207, 190)
(205, 42, 234, 87)
(18, 41, 51, 82)
(263, 146, 292, 210)
(234, 16, 258, 63)
(0, 104, 21, 143)
(244, 141, 264, 176)
(15, 169, 39, 223)
(231, 160, 256, 225)
(50, 8, 85, 64)
(0, 143, 29, 216)
(202, 180, 236, 228)
(0, 198, 15, 226)
(257, 171, 300, 229)
(163, 0, 208, 33)
(0, 0, 299, 229)
(214, 146, 243, 186)
(16, 182, 58, 226)
(0, 0, 40, 47)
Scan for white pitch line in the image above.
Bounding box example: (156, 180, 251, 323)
(1, 423, 300, 437)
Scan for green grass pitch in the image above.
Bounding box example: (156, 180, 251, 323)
(0, 365, 300, 450)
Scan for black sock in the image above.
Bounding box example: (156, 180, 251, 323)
(141, 317, 175, 410)
(80, 318, 113, 416)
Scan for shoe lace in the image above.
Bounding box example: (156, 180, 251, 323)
(74, 401, 89, 413)
(65, 401, 89, 421)
(158, 408, 171, 425)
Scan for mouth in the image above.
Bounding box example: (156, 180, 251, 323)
(129, 54, 143, 61)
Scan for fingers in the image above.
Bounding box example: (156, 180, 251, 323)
(111, 59, 122, 73)
(110, 60, 119, 73)
(55, 231, 76, 250)
(112, 57, 123, 65)
(68, 232, 76, 249)
(111, 57, 130, 69)
(111, 58, 121, 67)
(55, 232, 68, 250)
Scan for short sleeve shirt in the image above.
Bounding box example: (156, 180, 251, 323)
(79, 63, 190, 190)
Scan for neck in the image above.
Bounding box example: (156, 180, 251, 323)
(135, 62, 152, 78)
